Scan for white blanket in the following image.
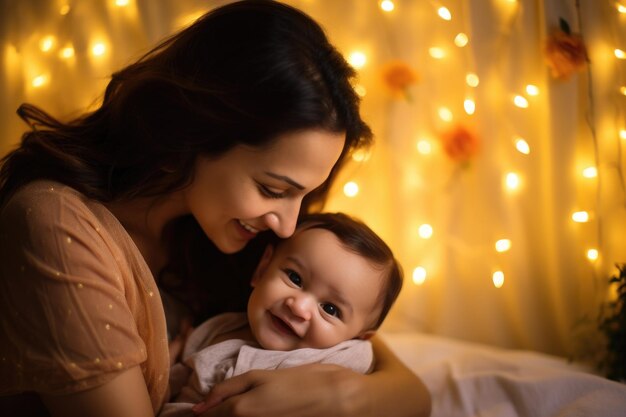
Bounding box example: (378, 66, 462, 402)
(381, 332, 626, 417)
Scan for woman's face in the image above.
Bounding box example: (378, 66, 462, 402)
(183, 129, 345, 254)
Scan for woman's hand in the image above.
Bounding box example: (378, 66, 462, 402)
(192, 336, 431, 417)
(192, 364, 365, 417)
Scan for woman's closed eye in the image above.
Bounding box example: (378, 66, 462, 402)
(257, 183, 287, 199)
(283, 268, 302, 287)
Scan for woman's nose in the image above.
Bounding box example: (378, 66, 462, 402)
(285, 294, 314, 321)
(263, 201, 299, 238)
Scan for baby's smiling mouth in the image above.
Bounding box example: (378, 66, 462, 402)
(270, 314, 299, 338)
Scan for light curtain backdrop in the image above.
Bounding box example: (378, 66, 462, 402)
(1, 0, 624, 358)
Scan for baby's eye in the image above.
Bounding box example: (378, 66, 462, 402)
(321, 303, 341, 318)
(284, 269, 302, 287)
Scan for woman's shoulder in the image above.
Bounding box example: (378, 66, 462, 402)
(2, 180, 90, 220)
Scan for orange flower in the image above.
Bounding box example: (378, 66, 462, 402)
(381, 60, 419, 99)
(545, 28, 588, 80)
(440, 125, 480, 164)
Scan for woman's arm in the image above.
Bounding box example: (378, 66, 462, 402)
(40, 366, 154, 417)
(194, 335, 431, 417)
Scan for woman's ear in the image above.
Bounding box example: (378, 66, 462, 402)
(250, 244, 274, 287)
(357, 330, 376, 341)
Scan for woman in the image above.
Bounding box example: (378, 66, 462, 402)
(0, 1, 431, 416)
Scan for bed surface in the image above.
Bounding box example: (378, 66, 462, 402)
(381, 332, 626, 417)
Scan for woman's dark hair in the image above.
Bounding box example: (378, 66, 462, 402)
(296, 212, 403, 330)
(0, 1, 372, 323)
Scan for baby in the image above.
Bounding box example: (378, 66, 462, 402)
(160, 212, 403, 416)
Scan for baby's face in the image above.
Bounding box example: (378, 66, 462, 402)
(247, 227, 384, 351)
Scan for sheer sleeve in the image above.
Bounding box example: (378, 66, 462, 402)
(0, 183, 148, 395)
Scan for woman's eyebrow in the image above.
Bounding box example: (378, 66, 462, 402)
(265, 172, 305, 190)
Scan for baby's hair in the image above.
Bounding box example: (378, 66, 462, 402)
(295, 212, 403, 329)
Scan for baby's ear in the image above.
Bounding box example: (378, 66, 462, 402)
(250, 245, 274, 287)
(357, 330, 376, 340)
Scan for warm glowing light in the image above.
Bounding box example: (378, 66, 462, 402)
(39, 36, 55, 52)
(505, 172, 521, 190)
(514, 137, 530, 154)
(343, 181, 359, 197)
(620, 129, 626, 140)
(429, 47, 446, 59)
(115, 0, 130, 6)
(59, 46, 75, 59)
(412, 267, 427, 285)
(587, 249, 599, 261)
(572, 211, 590, 223)
(620, 86, 626, 95)
(348, 51, 367, 69)
(418, 224, 433, 239)
(513, 95, 529, 108)
(615, 49, 626, 59)
(91, 42, 107, 56)
(351, 149, 371, 162)
(437, 7, 452, 20)
(454, 33, 469, 47)
(464, 99, 475, 115)
(525, 84, 539, 96)
(59, 4, 70, 15)
(438, 107, 453, 122)
(353, 84, 367, 97)
(32, 74, 48, 88)
(466, 73, 479, 87)
(492, 271, 505, 288)
(582, 167, 598, 178)
(416, 139, 432, 154)
(495, 239, 512, 253)
(618, 2, 626, 13)
(380, 0, 395, 12)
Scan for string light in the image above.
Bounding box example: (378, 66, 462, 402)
(32, 74, 48, 88)
(343, 181, 359, 197)
(464, 99, 476, 115)
(59, 4, 70, 15)
(115, 0, 130, 6)
(504, 172, 521, 190)
(615, 49, 626, 59)
(351, 148, 371, 162)
(513, 95, 529, 108)
(418, 224, 433, 239)
(353, 84, 367, 97)
(495, 239, 512, 252)
(466, 73, 479, 87)
(91, 42, 107, 56)
(59, 46, 75, 59)
(437, 7, 452, 21)
(582, 167, 598, 178)
(492, 271, 505, 288)
(514, 137, 530, 154)
(454, 33, 469, 47)
(438, 107, 453, 122)
(412, 267, 427, 285)
(39, 36, 56, 52)
(429, 47, 446, 59)
(620, 86, 626, 95)
(348, 51, 367, 69)
(620, 129, 626, 140)
(572, 211, 590, 223)
(416, 139, 432, 154)
(525, 84, 539, 96)
(380, 0, 395, 12)
(587, 248, 599, 261)
(617, 2, 626, 13)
